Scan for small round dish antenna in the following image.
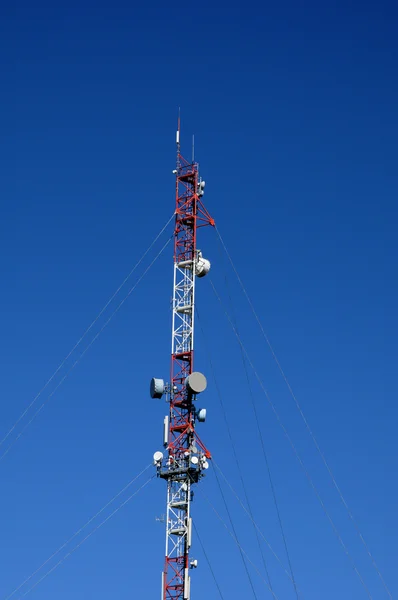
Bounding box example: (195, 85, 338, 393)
(197, 408, 207, 422)
(195, 256, 211, 278)
(153, 451, 164, 465)
(150, 378, 165, 399)
(186, 372, 207, 395)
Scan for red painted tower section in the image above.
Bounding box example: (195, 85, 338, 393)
(152, 120, 214, 600)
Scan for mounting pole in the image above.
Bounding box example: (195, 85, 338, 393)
(150, 116, 215, 600)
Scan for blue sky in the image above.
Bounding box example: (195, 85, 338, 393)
(1, 1, 397, 598)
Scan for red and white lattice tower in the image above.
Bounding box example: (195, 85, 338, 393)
(150, 118, 215, 600)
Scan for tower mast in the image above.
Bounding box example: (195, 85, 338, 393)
(151, 119, 214, 600)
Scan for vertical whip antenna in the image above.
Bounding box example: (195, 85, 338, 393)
(176, 108, 181, 170)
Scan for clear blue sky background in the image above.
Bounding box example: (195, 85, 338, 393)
(1, 1, 397, 598)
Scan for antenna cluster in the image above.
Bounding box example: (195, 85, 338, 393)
(149, 119, 215, 600)
(151, 371, 209, 478)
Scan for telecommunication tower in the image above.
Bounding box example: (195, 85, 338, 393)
(150, 118, 215, 600)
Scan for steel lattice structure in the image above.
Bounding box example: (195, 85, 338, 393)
(151, 121, 214, 600)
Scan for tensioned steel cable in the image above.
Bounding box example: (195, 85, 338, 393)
(193, 522, 225, 600)
(197, 483, 280, 600)
(0, 213, 174, 461)
(189, 463, 291, 596)
(212, 463, 259, 600)
(209, 278, 374, 600)
(0, 234, 173, 463)
(214, 242, 299, 600)
(196, 307, 275, 595)
(9, 474, 155, 600)
(3, 463, 152, 600)
(212, 461, 301, 590)
(215, 226, 391, 599)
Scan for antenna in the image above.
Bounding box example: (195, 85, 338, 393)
(150, 127, 215, 600)
(176, 108, 181, 168)
(192, 134, 195, 164)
